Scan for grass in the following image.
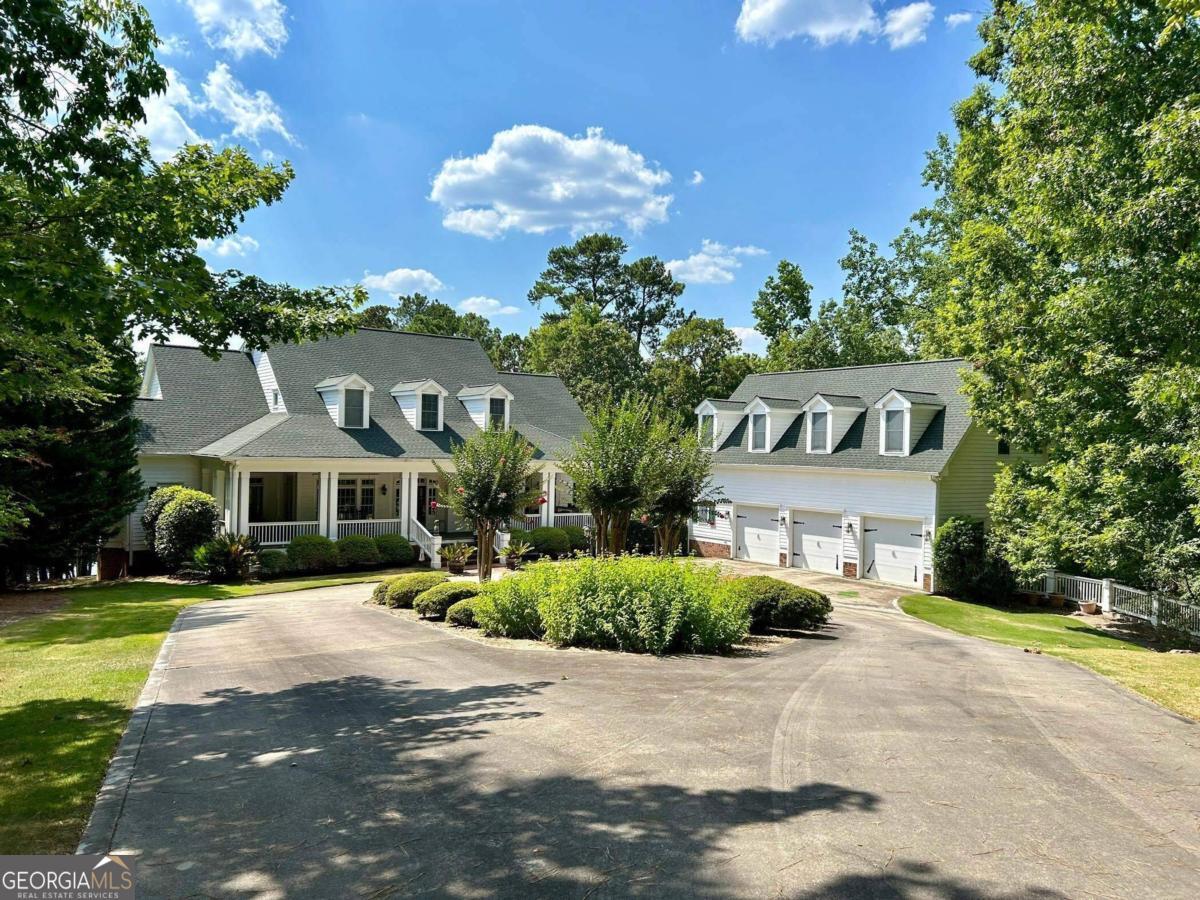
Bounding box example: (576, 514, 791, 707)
(900, 594, 1200, 721)
(0, 568, 414, 854)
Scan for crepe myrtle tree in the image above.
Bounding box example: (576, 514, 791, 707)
(436, 428, 541, 582)
(641, 431, 722, 557)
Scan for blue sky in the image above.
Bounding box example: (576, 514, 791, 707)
(140, 1, 982, 353)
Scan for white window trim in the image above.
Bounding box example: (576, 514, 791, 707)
(341, 387, 368, 429)
(748, 412, 769, 453)
(806, 405, 832, 454)
(486, 395, 511, 430)
(880, 406, 909, 456)
(698, 413, 716, 451)
(418, 392, 444, 431)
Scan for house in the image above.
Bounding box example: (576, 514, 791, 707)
(104, 328, 592, 576)
(690, 358, 1032, 591)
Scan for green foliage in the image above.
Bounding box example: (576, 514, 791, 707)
(446, 597, 479, 628)
(646, 317, 758, 422)
(373, 292, 525, 371)
(725, 576, 831, 632)
(384, 572, 448, 608)
(373, 532, 414, 566)
(523, 305, 643, 407)
(932, 516, 1016, 602)
(286, 534, 338, 573)
(335, 533, 381, 568)
(504, 538, 533, 566)
(257, 549, 290, 577)
(141, 485, 190, 552)
(153, 490, 220, 570)
(473, 572, 547, 639)
(413, 582, 482, 620)
(752, 260, 813, 343)
(370, 576, 400, 605)
(527, 527, 571, 558)
(641, 430, 718, 556)
(191, 533, 260, 582)
(561, 525, 588, 551)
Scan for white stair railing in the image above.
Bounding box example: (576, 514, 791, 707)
(410, 517, 442, 568)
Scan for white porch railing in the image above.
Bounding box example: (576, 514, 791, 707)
(1027, 572, 1105, 606)
(337, 518, 405, 539)
(247, 521, 320, 546)
(1026, 571, 1200, 638)
(411, 517, 442, 568)
(554, 512, 592, 529)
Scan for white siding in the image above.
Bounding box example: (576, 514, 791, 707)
(251, 350, 286, 412)
(462, 396, 486, 429)
(319, 389, 338, 423)
(908, 405, 939, 453)
(394, 392, 418, 429)
(692, 503, 733, 545)
(127, 455, 203, 550)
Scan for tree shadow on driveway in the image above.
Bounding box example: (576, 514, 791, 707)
(113, 674, 882, 897)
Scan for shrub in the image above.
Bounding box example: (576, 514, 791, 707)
(287, 534, 338, 573)
(446, 597, 479, 627)
(370, 575, 401, 605)
(528, 526, 570, 558)
(414, 582, 482, 619)
(768, 587, 832, 630)
(142, 484, 189, 550)
(154, 489, 221, 570)
(725, 576, 831, 632)
(191, 533, 260, 582)
(257, 549, 290, 577)
(933, 517, 1015, 602)
(474, 570, 548, 639)
(384, 571, 448, 608)
(562, 524, 588, 551)
(336, 533, 381, 569)
(374, 532, 414, 566)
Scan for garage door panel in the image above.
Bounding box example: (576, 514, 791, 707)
(736, 505, 779, 565)
(863, 516, 922, 587)
(791, 510, 841, 575)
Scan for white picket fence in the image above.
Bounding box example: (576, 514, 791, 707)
(1027, 571, 1200, 637)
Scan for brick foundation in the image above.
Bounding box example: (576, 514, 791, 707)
(842, 561, 858, 579)
(923, 573, 932, 592)
(779, 552, 788, 567)
(690, 539, 732, 558)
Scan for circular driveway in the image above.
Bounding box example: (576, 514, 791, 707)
(87, 584, 1200, 898)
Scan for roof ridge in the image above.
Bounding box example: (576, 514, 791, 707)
(747, 356, 964, 376)
(502, 370, 565, 379)
(352, 326, 479, 341)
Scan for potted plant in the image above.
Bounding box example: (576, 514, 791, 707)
(505, 539, 532, 570)
(440, 544, 475, 575)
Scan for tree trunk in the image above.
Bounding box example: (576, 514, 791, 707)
(477, 522, 493, 582)
(611, 511, 631, 555)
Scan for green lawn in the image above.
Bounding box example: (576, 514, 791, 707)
(900, 594, 1200, 721)
(0, 569, 412, 854)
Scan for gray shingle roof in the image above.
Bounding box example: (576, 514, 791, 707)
(701, 399, 746, 411)
(712, 358, 970, 473)
(137, 330, 588, 461)
(809, 392, 867, 408)
(749, 396, 807, 412)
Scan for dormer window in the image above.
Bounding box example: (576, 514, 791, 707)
(809, 409, 830, 453)
(884, 409, 904, 453)
(420, 393, 441, 430)
(874, 388, 943, 456)
(488, 397, 507, 430)
(750, 413, 767, 451)
(393, 379, 450, 431)
(698, 413, 714, 449)
(344, 389, 365, 428)
(315, 374, 373, 430)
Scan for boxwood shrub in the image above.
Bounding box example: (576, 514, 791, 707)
(528, 526, 571, 558)
(446, 597, 478, 627)
(561, 524, 588, 551)
(414, 582, 482, 619)
(287, 534, 338, 573)
(336, 533, 381, 568)
(141, 484, 190, 551)
(725, 576, 831, 632)
(374, 532, 414, 566)
(384, 571, 448, 608)
(153, 489, 221, 570)
(257, 549, 290, 577)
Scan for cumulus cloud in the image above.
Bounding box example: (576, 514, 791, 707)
(731, 327, 767, 355)
(690, 170, 705, 186)
(429, 125, 673, 238)
(184, 0, 289, 59)
(137, 69, 206, 161)
(665, 240, 767, 285)
(883, 2, 934, 48)
(945, 11, 972, 28)
(361, 267, 446, 297)
(202, 63, 295, 145)
(198, 233, 259, 257)
(457, 296, 521, 317)
(735, 0, 935, 50)
(157, 34, 190, 56)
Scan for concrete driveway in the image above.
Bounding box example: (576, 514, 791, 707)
(84, 584, 1200, 898)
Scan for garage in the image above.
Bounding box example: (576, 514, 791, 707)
(862, 516, 923, 588)
(735, 504, 779, 565)
(790, 509, 842, 575)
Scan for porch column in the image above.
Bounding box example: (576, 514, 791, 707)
(541, 470, 552, 526)
(318, 471, 330, 539)
(325, 471, 339, 539)
(547, 469, 557, 527)
(237, 467, 251, 536)
(406, 471, 418, 536)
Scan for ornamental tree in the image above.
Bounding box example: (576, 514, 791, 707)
(436, 429, 540, 582)
(640, 431, 721, 557)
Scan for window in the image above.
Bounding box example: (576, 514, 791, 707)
(344, 388, 365, 428)
(337, 478, 357, 520)
(698, 414, 714, 448)
(750, 413, 767, 451)
(272, 389, 281, 410)
(692, 502, 716, 527)
(998, 439, 1010, 456)
(810, 410, 829, 452)
(420, 393, 440, 430)
(488, 396, 506, 429)
(884, 409, 905, 453)
(359, 479, 375, 519)
(249, 476, 264, 522)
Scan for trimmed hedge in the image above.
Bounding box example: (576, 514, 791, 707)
(257, 549, 290, 577)
(933, 516, 1016, 602)
(141, 484, 190, 551)
(336, 533, 381, 568)
(446, 597, 479, 627)
(562, 524, 588, 551)
(370, 575, 400, 605)
(725, 576, 831, 632)
(154, 489, 221, 570)
(384, 572, 448, 608)
(374, 532, 414, 566)
(414, 582, 482, 620)
(528, 526, 571, 558)
(287, 534, 338, 573)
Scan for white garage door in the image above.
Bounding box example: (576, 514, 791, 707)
(863, 516, 923, 587)
(790, 509, 842, 575)
(735, 505, 780, 565)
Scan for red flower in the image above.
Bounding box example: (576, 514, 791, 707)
(537, 496, 547, 505)
(456, 487, 465, 494)
(430, 500, 439, 510)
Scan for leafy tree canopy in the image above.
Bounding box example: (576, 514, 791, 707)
(523, 305, 643, 409)
(647, 317, 757, 421)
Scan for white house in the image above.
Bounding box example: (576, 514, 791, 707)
(104, 328, 591, 576)
(691, 358, 1033, 591)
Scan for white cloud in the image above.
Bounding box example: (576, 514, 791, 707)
(184, 0, 288, 59)
(157, 34, 190, 56)
(202, 62, 295, 145)
(690, 170, 705, 185)
(136, 68, 206, 161)
(361, 267, 446, 297)
(665, 240, 767, 285)
(945, 11, 972, 28)
(735, 0, 879, 46)
(457, 296, 520, 317)
(883, 2, 935, 48)
(198, 233, 259, 257)
(731, 327, 767, 355)
(429, 125, 673, 238)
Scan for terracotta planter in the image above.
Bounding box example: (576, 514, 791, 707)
(1048, 593, 1066, 609)
(1079, 601, 1098, 615)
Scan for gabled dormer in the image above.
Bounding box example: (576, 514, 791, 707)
(315, 374, 374, 429)
(874, 389, 945, 456)
(742, 396, 804, 452)
(457, 384, 514, 430)
(391, 378, 449, 431)
(800, 393, 865, 454)
(694, 399, 744, 451)
(140, 351, 163, 400)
